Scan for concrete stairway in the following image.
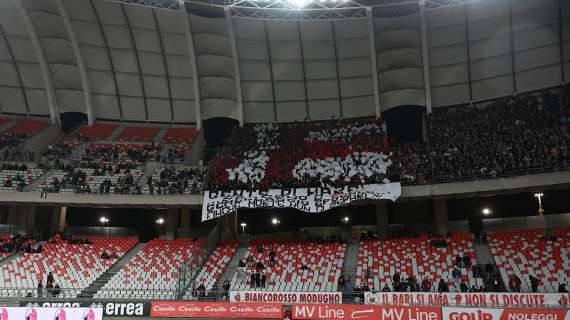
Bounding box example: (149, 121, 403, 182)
(77, 242, 145, 298)
(154, 128, 167, 143)
(223, 246, 249, 290)
(474, 243, 495, 265)
(25, 169, 55, 192)
(342, 241, 359, 286)
(107, 126, 123, 141)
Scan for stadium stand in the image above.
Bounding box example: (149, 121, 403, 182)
(4, 119, 49, 137)
(208, 119, 392, 191)
(193, 240, 238, 290)
(0, 237, 137, 298)
(76, 123, 119, 141)
(82, 143, 162, 163)
(116, 127, 160, 142)
(162, 128, 198, 146)
(356, 234, 481, 292)
(143, 166, 205, 195)
(0, 163, 43, 192)
(38, 163, 144, 194)
(231, 240, 346, 292)
(487, 227, 570, 293)
(95, 238, 202, 300)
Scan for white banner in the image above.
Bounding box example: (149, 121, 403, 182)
(229, 291, 342, 304)
(442, 307, 569, 320)
(0, 306, 103, 319)
(202, 183, 401, 221)
(364, 292, 570, 308)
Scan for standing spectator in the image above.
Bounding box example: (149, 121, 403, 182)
(437, 279, 449, 293)
(261, 273, 267, 288)
(255, 271, 261, 288)
(47, 271, 54, 286)
(421, 276, 431, 292)
(558, 283, 567, 293)
(460, 281, 469, 293)
(223, 279, 231, 300)
(37, 281, 43, 298)
(269, 250, 276, 266)
(529, 275, 540, 293)
(250, 272, 256, 289)
(509, 275, 522, 292)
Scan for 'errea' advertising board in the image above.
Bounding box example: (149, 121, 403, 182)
(20, 300, 149, 317)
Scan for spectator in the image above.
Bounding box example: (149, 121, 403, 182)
(197, 283, 206, 300)
(47, 272, 54, 287)
(269, 250, 276, 266)
(437, 279, 449, 293)
(509, 275, 522, 292)
(37, 281, 43, 298)
(250, 272, 256, 289)
(421, 276, 431, 292)
(529, 275, 540, 293)
(223, 279, 231, 299)
(261, 273, 267, 288)
(255, 271, 261, 288)
(460, 281, 469, 293)
(558, 283, 567, 293)
(382, 285, 391, 292)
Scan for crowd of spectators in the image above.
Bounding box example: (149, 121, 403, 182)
(208, 118, 393, 191)
(0, 233, 36, 256)
(147, 167, 205, 195)
(44, 163, 142, 194)
(82, 143, 162, 163)
(209, 86, 570, 189)
(0, 133, 29, 161)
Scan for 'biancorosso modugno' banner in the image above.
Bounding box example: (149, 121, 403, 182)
(0, 307, 103, 319)
(202, 183, 401, 221)
(364, 292, 570, 308)
(229, 291, 342, 304)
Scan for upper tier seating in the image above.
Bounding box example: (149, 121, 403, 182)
(143, 166, 205, 195)
(356, 234, 480, 291)
(487, 228, 570, 293)
(0, 163, 43, 192)
(193, 240, 238, 290)
(82, 143, 161, 163)
(116, 127, 160, 142)
(162, 128, 197, 145)
(209, 119, 392, 191)
(231, 240, 346, 292)
(95, 238, 202, 300)
(0, 118, 11, 129)
(0, 237, 137, 298)
(76, 123, 118, 141)
(4, 119, 49, 137)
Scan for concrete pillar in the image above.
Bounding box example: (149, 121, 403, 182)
(7, 206, 18, 225)
(434, 199, 449, 236)
(375, 202, 389, 238)
(180, 208, 191, 229)
(51, 207, 67, 232)
(165, 209, 180, 240)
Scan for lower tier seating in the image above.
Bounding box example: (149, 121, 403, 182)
(38, 165, 144, 194)
(357, 234, 480, 291)
(194, 240, 238, 290)
(488, 227, 570, 293)
(231, 240, 346, 292)
(95, 238, 203, 300)
(0, 164, 43, 192)
(0, 237, 137, 298)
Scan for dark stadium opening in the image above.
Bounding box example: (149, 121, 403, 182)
(203, 117, 239, 160)
(59, 112, 87, 134)
(383, 105, 425, 142)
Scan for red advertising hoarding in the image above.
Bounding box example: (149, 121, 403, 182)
(292, 303, 442, 320)
(150, 301, 283, 318)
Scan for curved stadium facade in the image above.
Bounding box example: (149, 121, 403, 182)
(0, 0, 568, 318)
